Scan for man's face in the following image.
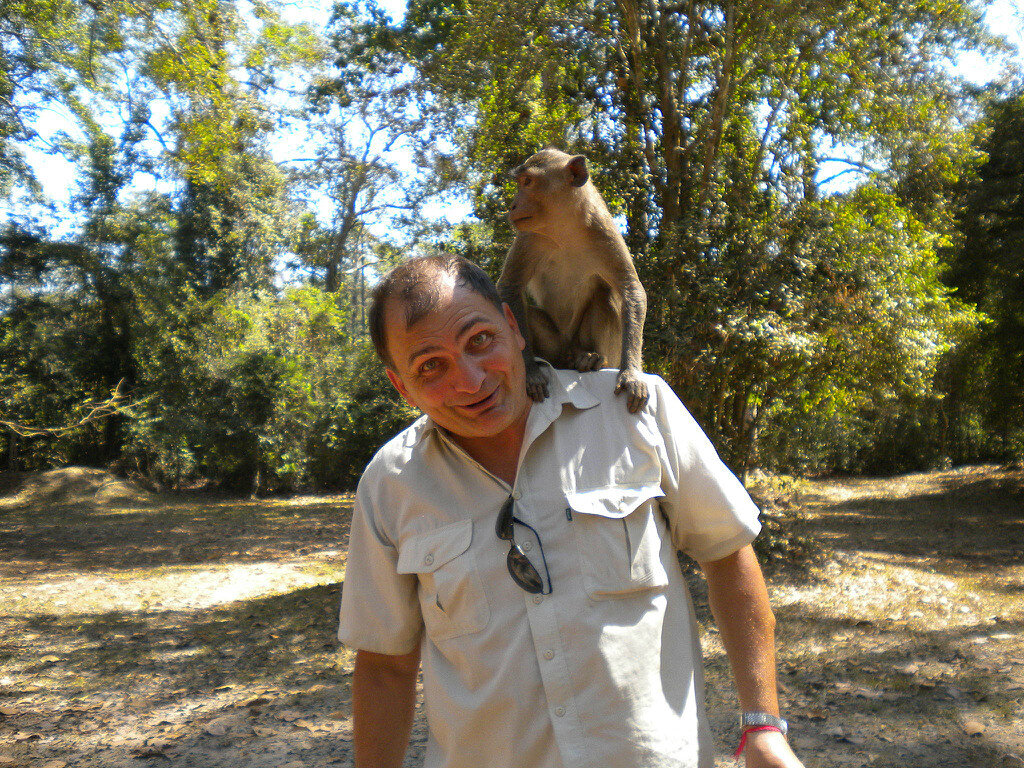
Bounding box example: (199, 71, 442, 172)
(383, 279, 531, 446)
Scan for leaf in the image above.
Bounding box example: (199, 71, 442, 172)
(963, 720, 986, 737)
(203, 721, 228, 736)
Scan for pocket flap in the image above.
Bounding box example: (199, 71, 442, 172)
(567, 484, 664, 519)
(396, 520, 473, 574)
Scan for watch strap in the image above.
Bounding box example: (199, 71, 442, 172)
(740, 711, 788, 735)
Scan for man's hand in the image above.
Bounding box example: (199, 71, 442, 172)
(744, 729, 805, 767)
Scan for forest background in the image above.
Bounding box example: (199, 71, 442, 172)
(2, 0, 1023, 495)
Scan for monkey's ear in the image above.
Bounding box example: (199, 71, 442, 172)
(567, 155, 589, 187)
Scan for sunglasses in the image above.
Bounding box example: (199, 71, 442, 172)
(495, 495, 552, 595)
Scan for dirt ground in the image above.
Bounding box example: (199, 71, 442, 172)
(0, 465, 1021, 767)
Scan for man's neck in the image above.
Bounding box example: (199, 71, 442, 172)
(447, 409, 530, 486)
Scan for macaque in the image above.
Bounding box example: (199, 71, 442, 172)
(496, 148, 648, 413)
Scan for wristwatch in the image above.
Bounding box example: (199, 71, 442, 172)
(740, 712, 788, 735)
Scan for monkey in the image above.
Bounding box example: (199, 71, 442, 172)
(496, 148, 648, 413)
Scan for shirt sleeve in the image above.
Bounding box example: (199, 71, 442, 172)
(338, 472, 423, 655)
(646, 376, 761, 562)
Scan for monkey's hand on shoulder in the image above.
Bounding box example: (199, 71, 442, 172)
(614, 368, 649, 414)
(525, 364, 550, 402)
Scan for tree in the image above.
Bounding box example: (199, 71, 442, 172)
(944, 91, 1024, 460)
(1, 0, 330, 471)
(294, 1, 458, 302)
(380, 0, 992, 472)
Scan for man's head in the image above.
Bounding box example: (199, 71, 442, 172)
(369, 254, 531, 445)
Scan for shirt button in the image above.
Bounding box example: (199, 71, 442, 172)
(533, 595, 543, 605)
(511, 490, 522, 499)
(555, 707, 566, 717)
(522, 541, 533, 551)
(543, 650, 554, 660)
(424, 554, 434, 566)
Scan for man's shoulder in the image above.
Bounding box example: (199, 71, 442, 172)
(552, 368, 675, 409)
(360, 414, 432, 482)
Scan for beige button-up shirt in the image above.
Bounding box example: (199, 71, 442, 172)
(338, 367, 761, 768)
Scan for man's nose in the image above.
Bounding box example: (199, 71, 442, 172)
(451, 355, 485, 392)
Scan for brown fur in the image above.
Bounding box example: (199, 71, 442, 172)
(496, 149, 648, 412)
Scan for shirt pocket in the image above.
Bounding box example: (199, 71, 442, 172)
(396, 520, 490, 641)
(566, 484, 670, 599)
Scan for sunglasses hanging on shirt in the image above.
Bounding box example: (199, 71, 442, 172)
(495, 495, 553, 595)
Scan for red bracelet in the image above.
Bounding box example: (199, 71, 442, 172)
(733, 725, 784, 757)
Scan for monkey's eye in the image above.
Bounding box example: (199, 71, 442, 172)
(521, 174, 532, 187)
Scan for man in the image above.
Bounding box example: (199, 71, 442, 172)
(338, 254, 805, 768)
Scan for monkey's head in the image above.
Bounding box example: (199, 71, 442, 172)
(508, 148, 590, 234)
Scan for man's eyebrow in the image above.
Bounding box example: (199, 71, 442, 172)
(406, 343, 441, 367)
(406, 315, 490, 367)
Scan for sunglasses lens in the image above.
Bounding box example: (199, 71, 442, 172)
(496, 496, 514, 540)
(507, 546, 544, 593)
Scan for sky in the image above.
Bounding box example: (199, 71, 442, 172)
(4, 0, 1023, 239)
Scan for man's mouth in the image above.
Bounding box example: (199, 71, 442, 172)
(459, 389, 499, 413)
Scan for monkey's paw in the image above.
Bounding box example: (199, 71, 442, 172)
(525, 367, 550, 402)
(614, 369, 649, 413)
(573, 351, 605, 372)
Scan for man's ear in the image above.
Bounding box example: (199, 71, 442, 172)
(386, 368, 415, 406)
(502, 302, 526, 352)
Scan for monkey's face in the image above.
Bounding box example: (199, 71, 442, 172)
(508, 165, 549, 233)
(508, 151, 589, 236)
(383, 282, 531, 454)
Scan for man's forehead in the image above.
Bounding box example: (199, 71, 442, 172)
(383, 275, 457, 330)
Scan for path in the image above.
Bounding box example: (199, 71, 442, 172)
(0, 466, 1021, 767)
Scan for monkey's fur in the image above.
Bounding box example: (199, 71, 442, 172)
(497, 148, 648, 413)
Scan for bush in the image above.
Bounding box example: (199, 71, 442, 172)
(126, 285, 415, 492)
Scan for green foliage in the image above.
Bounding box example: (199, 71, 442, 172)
(127, 286, 415, 492)
(387, 0, 994, 474)
(2, 0, 1022, 488)
(0, 286, 117, 467)
(942, 91, 1024, 463)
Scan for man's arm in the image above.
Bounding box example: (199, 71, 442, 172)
(353, 646, 421, 768)
(702, 544, 805, 768)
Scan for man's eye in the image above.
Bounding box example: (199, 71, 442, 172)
(419, 359, 440, 375)
(469, 331, 492, 347)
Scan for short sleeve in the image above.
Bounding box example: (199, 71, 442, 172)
(338, 473, 423, 654)
(646, 376, 761, 562)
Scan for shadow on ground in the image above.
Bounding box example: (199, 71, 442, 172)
(2, 469, 1023, 767)
(796, 466, 1024, 570)
(0, 495, 354, 575)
